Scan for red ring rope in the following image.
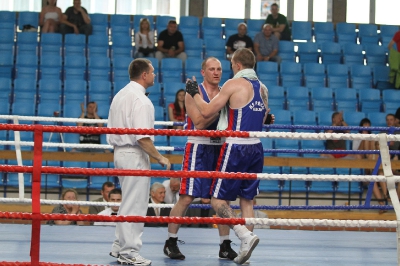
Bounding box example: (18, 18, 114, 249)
(0, 212, 245, 225)
(0, 123, 251, 138)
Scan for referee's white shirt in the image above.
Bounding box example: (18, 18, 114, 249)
(107, 81, 155, 146)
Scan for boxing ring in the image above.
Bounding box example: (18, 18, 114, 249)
(0, 115, 400, 265)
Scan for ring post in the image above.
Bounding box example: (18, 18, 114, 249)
(378, 133, 400, 266)
(30, 125, 43, 265)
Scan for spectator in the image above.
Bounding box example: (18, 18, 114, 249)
(39, 0, 63, 33)
(74, 102, 108, 152)
(155, 20, 187, 62)
(47, 188, 84, 225)
(162, 178, 180, 204)
(145, 182, 171, 227)
(265, 3, 291, 41)
(168, 89, 186, 129)
(388, 30, 400, 52)
(253, 24, 281, 63)
(135, 18, 155, 58)
(94, 188, 122, 226)
(386, 113, 400, 159)
(89, 181, 115, 214)
(59, 0, 92, 37)
(355, 118, 389, 212)
(226, 23, 254, 60)
(322, 111, 351, 159)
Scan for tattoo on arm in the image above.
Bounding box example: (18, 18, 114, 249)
(261, 85, 268, 109)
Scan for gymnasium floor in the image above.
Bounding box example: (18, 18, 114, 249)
(1, 224, 396, 265)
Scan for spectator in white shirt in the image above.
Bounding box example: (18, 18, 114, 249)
(94, 188, 122, 226)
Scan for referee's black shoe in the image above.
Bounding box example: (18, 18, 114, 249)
(164, 237, 185, 260)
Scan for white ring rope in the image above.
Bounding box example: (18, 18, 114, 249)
(0, 115, 174, 126)
(256, 173, 400, 182)
(244, 218, 397, 228)
(0, 197, 395, 228)
(0, 141, 174, 151)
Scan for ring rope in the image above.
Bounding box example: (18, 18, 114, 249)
(3, 115, 400, 133)
(0, 211, 395, 228)
(3, 140, 400, 155)
(2, 123, 400, 142)
(0, 198, 392, 210)
(1, 165, 399, 182)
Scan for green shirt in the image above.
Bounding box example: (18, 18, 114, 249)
(265, 13, 291, 41)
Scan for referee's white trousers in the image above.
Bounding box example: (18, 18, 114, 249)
(112, 146, 150, 258)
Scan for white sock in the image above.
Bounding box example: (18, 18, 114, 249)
(233, 225, 249, 239)
(168, 233, 178, 239)
(220, 235, 230, 244)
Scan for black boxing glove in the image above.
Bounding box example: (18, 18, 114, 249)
(185, 80, 199, 97)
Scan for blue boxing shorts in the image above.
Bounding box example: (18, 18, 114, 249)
(211, 140, 263, 201)
(179, 141, 222, 198)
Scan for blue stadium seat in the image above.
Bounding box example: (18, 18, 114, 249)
(160, 58, 183, 83)
(179, 16, 200, 38)
(0, 77, 12, 103)
(334, 87, 357, 103)
(0, 11, 16, 30)
(320, 42, 342, 65)
(163, 82, 185, 98)
(280, 62, 302, 87)
(358, 24, 379, 45)
(112, 56, 132, 81)
(343, 112, 366, 126)
(366, 112, 387, 127)
(350, 65, 373, 88)
(286, 86, 310, 110)
(16, 32, 38, 56)
(40, 33, 62, 56)
(111, 34, 133, 58)
(291, 21, 312, 42)
(41, 174, 61, 190)
(37, 102, 61, 124)
(257, 61, 279, 86)
(154, 105, 165, 121)
(272, 109, 292, 125)
(275, 139, 300, 156)
(246, 19, 264, 38)
(278, 41, 296, 62)
(266, 85, 285, 99)
(88, 176, 114, 190)
(88, 56, 111, 81)
(220, 60, 232, 83)
(90, 13, 109, 35)
(110, 14, 132, 36)
(38, 79, 62, 101)
(184, 38, 203, 59)
(342, 43, 364, 66)
(336, 22, 357, 44)
(358, 89, 382, 113)
(380, 25, 399, 39)
(11, 101, 36, 116)
(268, 98, 286, 111)
(326, 64, 349, 88)
(17, 12, 39, 31)
(40, 54, 62, 80)
(88, 80, 112, 95)
(313, 22, 334, 38)
(87, 34, 109, 57)
(317, 110, 334, 126)
(303, 63, 326, 88)
(311, 87, 334, 111)
(297, 42, 319, 63)
(15, 54, 38, 80)
(363, 44, 387, 67)
(372, 65, 391, 90)
(204, 38, 226, 60)
(292, 110, 317, 131)
(384, 101, 399, 113)
(64, 34, 86, 57)
(64, 55, 86, 80)
(6, 173, 32, 188)
(14, 78, 37, 93)
(0, 53, 13, 79)
(201, 17, 222, 39)
(185, 58, 204, 82)
(382, 89, 398, 105)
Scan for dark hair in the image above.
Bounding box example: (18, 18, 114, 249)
(271, 3, 279, 8)
(168, 20, 177, 25)
(331, 111, 340, 120)
(386, 113, 395, 119)
(232, 48, 256, 69)
(129, 58, 151, 80)
(359, 118, 371, 134)
(46, 0, 57, 5)
(173, 89, 186, 118)
(108, 188, 122, 198)
(101, 181, 115, 191)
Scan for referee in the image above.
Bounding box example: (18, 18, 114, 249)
(107, 58, 171, 265)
